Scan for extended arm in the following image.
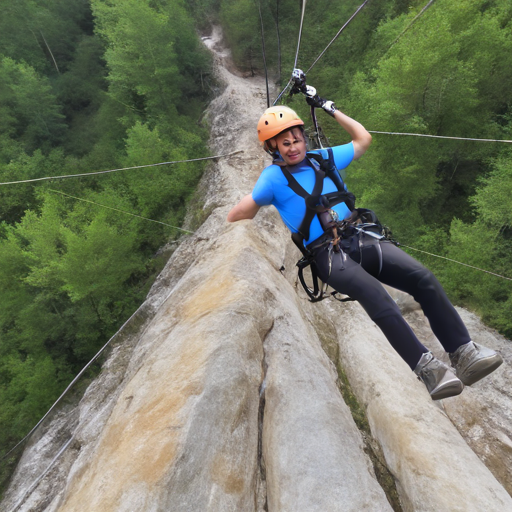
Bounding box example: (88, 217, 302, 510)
(227, 194, 261, 222)
(305, 87, 372, 160)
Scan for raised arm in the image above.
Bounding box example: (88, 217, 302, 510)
(227, 194, 261, 222)
(332, 110, 372, 160)
(305, 86, 372, 160)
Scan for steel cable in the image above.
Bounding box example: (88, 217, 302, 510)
(48, 189, 195, 233)
(275, 0, 368, 104)
(400, 244, 512, 282)
(10, 437, 75, 512)
(306, 0, 369, 73)
(273, 0, 307, 105)
(368, 131, 512, 143)
(0, 303, 146, 464)
(387, 0, 436, 51)
(294, 0, 307, 71)
(0, 150, 243, 187)
(255, 0, 270, 107)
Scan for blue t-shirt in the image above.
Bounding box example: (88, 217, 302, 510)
(252, 143, 354, 245)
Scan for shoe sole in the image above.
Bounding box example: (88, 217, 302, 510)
(458, 355, 503, 386)
(430, 380, 464, 400)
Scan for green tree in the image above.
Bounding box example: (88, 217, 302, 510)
(345, 0, 512, 237)
(0, 0, 94, 75)
(441, 155, 512, 335)
(0, 57, 65, 154)
(220, 0, 262, 73)
(0, 0, 211, 494)
(92, 0, 210, 134)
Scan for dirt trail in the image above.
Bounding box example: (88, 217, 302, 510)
(203, 25, 271, 179)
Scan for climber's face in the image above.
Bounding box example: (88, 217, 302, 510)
(274, 128, 306, 166)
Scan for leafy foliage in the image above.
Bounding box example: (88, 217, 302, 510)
(0, 0, 212, 494)
(0, 57, 65, 155)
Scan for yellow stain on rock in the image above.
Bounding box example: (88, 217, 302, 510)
(180, 263, 246, 322)
(59, 266, 244, 511)
(211, 452, 246, 495)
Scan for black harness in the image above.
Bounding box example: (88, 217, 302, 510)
(273, 150, 355, 255)
(276, 151, 390, 302)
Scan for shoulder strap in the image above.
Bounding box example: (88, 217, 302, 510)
(308, 149, 346, 193)
(279, 159, 325, 205)
(278, 160, 325, 241)
(273, 154, 356, 245)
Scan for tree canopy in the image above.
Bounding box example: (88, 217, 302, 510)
(0, 0, 213, 493)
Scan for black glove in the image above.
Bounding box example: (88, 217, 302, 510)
(305, 85, 337, 117)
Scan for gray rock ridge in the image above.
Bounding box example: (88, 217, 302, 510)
(320, 294, 512, 511)
(388, 288, 512, 498)
(2, 25, 512, 512)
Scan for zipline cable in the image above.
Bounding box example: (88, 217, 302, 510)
(48, 190, 195, 233)
(272, 76, 292, 106)
(306, 0, 369, 74)
(0, 150, 243, 187)
(273, 0, 307, 105)
(255, 0, 270, 107)
(368, 131, 512, 143)
(387, 0, 436, 51)
(275, 0, 369, 104)
(0, 302, 146, 464)
(293, 0, 307, 71)
(273, 77, 292, 106)
(11, 437, 75, 512)
(400, 244, 512, 282)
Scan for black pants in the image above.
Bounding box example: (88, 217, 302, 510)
(312, 232, 471, 370)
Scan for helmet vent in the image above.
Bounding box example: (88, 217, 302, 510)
(265, 121, 268, 125)
(279, 113, 283, 118)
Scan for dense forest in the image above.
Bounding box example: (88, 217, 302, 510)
(1, 0, 511, 496)
(0, 0, 213, 491)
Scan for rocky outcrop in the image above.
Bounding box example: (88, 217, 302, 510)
(320, 294, 512, 512)
(388, 288, 512, 501)
(2, 26, 512, 512)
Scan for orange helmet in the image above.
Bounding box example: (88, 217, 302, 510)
(257, 106, 304, 142)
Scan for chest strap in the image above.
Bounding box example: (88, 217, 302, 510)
(273, 156, 355, 252)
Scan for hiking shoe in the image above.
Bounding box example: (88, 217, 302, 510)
(449, 341, 503, 386)
(414, 352, 464, 400)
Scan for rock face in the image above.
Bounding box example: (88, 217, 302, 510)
(2, 26, 512, 512)
(387, 288, 512, 501)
